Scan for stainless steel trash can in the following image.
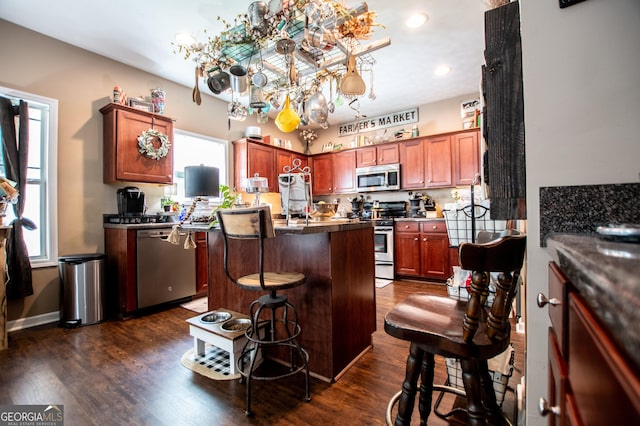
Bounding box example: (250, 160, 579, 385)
(59, 253, 106, 327)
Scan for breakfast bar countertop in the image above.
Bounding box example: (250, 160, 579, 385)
(545, 233, 640, 372)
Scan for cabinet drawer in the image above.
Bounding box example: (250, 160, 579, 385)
(548, 262, 569, 357)
(420, 221, 447, 234)
(395, 222, 420, 233)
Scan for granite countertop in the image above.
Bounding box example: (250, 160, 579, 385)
(545, 233, 640, 371)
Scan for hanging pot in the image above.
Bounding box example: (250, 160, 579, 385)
(207, 71, 231, 94)
(248, 1, 268, 36)
(229, 65, 249, 94)
(249, 84, 267, 109)
(275, 94, 300, 133)
(307, 90, 329, 125)
(341, 54, 366, 96)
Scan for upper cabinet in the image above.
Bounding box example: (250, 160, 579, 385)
(233, 139, 277, 192)
(232, 129, 479, 196)
(399, 138, 426, 189)
(356, 143, 400, 167)
(233, 139, 308, 193)
(424, 134, 453, 188)
(398, 129, 479, 191)
(311, 150, 356, 195)
(452, 130, 480, 186)
(100, 103, 174, 184)
(399, 135, 453, 189)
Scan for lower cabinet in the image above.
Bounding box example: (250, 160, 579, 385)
(395, 220, 450, 281)
(540, 262, 640, 425)
(195, 232, 208, 297)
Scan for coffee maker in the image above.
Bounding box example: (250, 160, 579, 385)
(117, 186, 145, 216)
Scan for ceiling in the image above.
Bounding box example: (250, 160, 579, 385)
(0, 0, 489, 126)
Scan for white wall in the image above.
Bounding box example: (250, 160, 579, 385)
(520, 0, 640, 424)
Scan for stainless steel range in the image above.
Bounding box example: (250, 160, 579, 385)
(362, 201, 407, 280)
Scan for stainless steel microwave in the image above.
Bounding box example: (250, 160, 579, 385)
(355, 164, 400, 192)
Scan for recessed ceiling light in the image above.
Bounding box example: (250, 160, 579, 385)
(406, 13, 428, 28)
(434, 65, 452, 76)
(175, 32, 196, 46)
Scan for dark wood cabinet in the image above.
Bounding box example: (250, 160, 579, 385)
(332, 150, 356, 193)
(394, 222, 421, 276)
(233, 139, 277, 192)
(276, 148, 307, 176)
(399, 138, 426, 189)
(311, 153, 334, 195)
(100, 103, 174, 184)
(195, 231, 208, 297)
(310, 151, 355, 195)
(395, 220, 450, 281)
(452, 129, 480, 185)
(541, 262, 640, 425)
(424, 135, 453, 188)
(356, 143, 400, 167)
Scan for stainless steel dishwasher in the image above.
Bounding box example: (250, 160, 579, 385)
(136, 228, 196, 309)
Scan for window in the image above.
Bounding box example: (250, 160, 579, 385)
(172, 129, 228, 202)
(0, 87, 58, 267)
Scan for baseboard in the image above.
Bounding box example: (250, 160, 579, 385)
(7, 311, 60, 332)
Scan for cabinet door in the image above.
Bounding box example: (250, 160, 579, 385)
(399, 139, 426, 189)
(547, 330, 567, 426)
(453, 130, 480, 185)
(113, 109, 174, 184)
(420, 233, 450, 280)
(356, 146, 377, 167)
(333, 150, 356, 193)
(378, 143, 400, 164)
(425, 135, 453, 188)
(195, 232, 208, 297)
(247, 143, 276, 192)
(276, 150, 293, 176)
(395, 232, 421, 276)
(311, 154, 334, 195)
(276, 149, 308, 177)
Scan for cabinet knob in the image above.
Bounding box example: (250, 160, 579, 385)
(538, 397, 560, 417)
(428, 179, 432, 183)
(404, 225, 409, 229)
(432, 225, 437, 229)
(414, 237, 419, 241)
(536, 293, 561, 308)
(422, 238, 427, 242)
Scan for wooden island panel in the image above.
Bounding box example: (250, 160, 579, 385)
(206, 225, 376, 382)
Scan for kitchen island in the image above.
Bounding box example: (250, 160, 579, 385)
(205, 220, 375, 382)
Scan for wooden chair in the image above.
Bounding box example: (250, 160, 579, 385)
(216, 206, 310, 416)
(384, 234, 526, 425)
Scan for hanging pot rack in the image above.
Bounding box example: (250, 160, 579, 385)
(178, 1, 390, 129)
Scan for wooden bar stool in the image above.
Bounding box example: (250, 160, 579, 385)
(216, 206, 310, 417)
(384, 234, 526, 425)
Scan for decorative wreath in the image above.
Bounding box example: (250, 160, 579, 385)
(137, 128, 171, 160)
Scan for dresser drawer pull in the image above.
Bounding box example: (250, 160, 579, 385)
(536, 293, 561, 308)
(538, 397, 560, 417)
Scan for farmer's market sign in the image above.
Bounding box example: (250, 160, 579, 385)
(337, 107, 419, 137)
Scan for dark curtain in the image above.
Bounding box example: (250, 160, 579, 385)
(0, 96, 36, 299)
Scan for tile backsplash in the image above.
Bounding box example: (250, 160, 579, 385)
(539, 182, 640, 246)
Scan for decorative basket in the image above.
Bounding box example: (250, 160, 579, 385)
(445, 345, 515, 407)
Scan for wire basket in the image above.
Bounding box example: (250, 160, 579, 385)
(445, 345, 515, 407)
(443, 203, 508, 247)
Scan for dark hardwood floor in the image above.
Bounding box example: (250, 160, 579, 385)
(0, 281, 523, 425)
